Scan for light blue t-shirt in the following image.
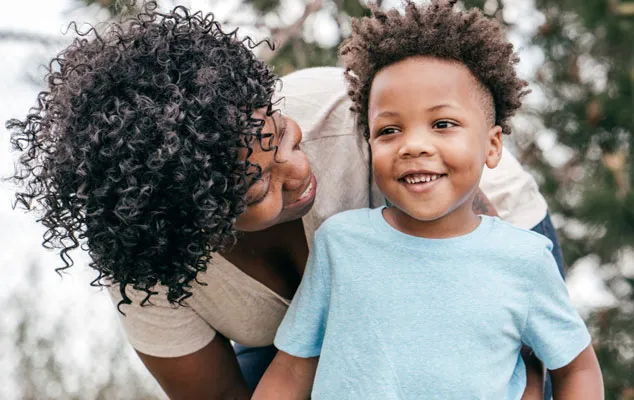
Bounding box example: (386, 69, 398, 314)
(274, 207, 591, 399)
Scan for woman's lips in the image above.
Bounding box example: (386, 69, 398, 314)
(285, 174, 317, 210)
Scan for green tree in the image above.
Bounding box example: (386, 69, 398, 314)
(489, 1, 633, 397)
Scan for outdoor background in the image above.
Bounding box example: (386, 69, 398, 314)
(0, 0, 632, 399)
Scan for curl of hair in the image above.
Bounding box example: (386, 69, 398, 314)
(339, 0, 530, 139)
(7, 1, 279, 308)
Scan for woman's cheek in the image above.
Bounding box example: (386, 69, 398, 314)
(235, 196, 284, 231)
(285, 153, 312, 188)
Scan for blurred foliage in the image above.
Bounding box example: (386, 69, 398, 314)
(512, 0, 633, 396)
(16, 0, 634, 397)
(74, 0, 139, 15)
(2, 264, 162, 399)
(250, 0, 280, 13)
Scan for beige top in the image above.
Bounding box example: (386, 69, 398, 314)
(109, 67, 548, 357)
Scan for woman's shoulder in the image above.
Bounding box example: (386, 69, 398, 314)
(106, 255, 289, 355)
(480, 148, 548, 230)
(277, 67, 356, 143)
(279, 67, 347, 95)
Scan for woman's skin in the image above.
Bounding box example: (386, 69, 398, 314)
(233, 109, 317, 233)
(135, 109, 544, 399)
(224, 110, 313, 298)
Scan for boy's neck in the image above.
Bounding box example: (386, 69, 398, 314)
(382, 200, 481, 239)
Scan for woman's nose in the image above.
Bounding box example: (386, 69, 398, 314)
(279, 117, 310, 192)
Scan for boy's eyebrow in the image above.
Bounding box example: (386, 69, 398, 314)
(374, 110, 400, 119)
(426, 103, 460, 112)
(374, 103, 461, 120)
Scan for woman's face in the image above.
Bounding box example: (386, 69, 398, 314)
(233, 109, 317, 232)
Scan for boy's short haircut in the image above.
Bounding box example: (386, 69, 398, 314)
(339, 0, 530, 139)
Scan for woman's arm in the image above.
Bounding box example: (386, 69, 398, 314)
(549, 345, 603, 399)
(521, 345, 545, 400)
(253, 351, 318, 400)
(137, 334, 251, 400)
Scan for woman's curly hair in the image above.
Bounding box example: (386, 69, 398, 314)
(339, 0, 530, 139)
(7, 2, 279, 308)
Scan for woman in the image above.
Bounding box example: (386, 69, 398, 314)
(8, 3, 558, 399)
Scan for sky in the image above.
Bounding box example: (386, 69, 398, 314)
(0, 0, 620, 398)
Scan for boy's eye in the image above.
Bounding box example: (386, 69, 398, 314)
(433, 120, 457, 129)
(377, 127, 400, 136)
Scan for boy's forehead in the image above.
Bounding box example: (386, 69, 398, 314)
(369, 56, 495, 123)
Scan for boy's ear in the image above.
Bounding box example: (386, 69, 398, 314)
(485, 125, 503, 169)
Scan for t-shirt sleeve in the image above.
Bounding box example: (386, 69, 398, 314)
(274, 229, 332, 358)
(108, 284, 216, 358)
(521, 246, 591, 370)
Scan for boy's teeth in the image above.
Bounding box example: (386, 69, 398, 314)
(404, 174, 441, 184)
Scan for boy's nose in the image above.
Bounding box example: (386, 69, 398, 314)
(397, 129, 436, 159)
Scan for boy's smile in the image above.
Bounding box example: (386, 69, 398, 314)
(368, 56, 503, 238)
(399, 170, 447, 193)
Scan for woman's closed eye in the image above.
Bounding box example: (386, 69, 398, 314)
(246, 174, 271, 206)
(247, 191, 267, 206)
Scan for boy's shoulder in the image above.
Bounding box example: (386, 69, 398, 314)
(315, 208, 374, 238)
(484, 215, 554, 260)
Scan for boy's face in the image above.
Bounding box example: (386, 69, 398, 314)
(368, 56, 502, 228)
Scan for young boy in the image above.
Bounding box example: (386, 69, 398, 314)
(254, 1, 603, 399)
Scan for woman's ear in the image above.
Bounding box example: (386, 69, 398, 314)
(485, 125, 503, 169)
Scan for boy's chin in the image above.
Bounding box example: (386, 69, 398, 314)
(387, 204, 450, 223)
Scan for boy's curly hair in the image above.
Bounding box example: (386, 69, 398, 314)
(339, 0, 530, 139)
(7, 2, 279, 308)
